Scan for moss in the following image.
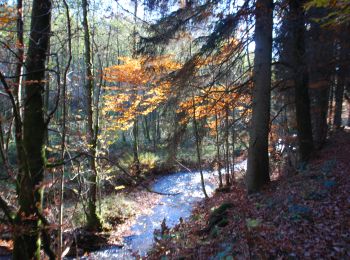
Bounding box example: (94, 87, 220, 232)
(215, 186, 231, 193)
(86, 201, 103, 231)
(217, 218, 229, 227)
(211, 202, 234, 216)
(206, 202, 233, 232)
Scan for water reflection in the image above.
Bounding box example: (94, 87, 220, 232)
(84, 160, 247, 259)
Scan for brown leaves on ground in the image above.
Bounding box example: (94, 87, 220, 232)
(148, 130, 350, 259)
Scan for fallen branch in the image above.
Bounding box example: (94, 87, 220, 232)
(175, 159, 193, 173)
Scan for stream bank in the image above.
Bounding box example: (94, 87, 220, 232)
(80, 170, 218, 259)
(75, 160, 246, 259)
(147, 131, 350, 259)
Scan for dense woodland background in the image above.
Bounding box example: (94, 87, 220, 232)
(0, 0, 349, 259)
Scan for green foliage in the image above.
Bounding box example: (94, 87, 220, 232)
(211, 202, 234, 213)
(305, 0, 350, 25)
(305, 0, 334, 8)
(207, 202, 233, 231)
(119, 152, 160, 173)
(139, 152, 160, 170)
(210, 225, 220, 238)
(191, 213, 202, 221)
(246, 218, 261, 230)
(101, 194, 136, 228)
(86, 203, 103, 231)
(70, 194, 136, 228)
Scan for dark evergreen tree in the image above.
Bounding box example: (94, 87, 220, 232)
(246, 0, 273, 192)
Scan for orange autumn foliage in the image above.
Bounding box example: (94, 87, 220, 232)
(176, 38, 250, 132)
(178, 84, 251, 135)
(102, 56, 181, 130)
(0, 5, 16, 28)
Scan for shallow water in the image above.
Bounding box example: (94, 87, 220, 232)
(86, 160, 247, 259)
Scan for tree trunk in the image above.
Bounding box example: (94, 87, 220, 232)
(289, 0, 314, 163)
(215, 113, 223, 188)
(192, 95, 208, 198)
(231, 110, 235, 181)
(132, 119, 140, 174)
(348, 98, 350, 127)
(13, 0, 25, 188)
(224, 105, 230, 186)
(328, 79, 334, 126)
(82, 0, 102, 231)
(157, 112, 161, 140)
(334, 68, 345, 129)
(165, 109, 186, 169)
(13, 0, 52, 258)
(132, 0, 140, 174)
(307, 8, 333, 149)
(152, 111, 157, 150)
(333, 39, 348, 128)
(14, 0, 23, 109)
(246, 0, 273, 193)
(57, 0, 72, 257)
(143, 116, 151, 143)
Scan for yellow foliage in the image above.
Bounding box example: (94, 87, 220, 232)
(102, 56, 180, 131)
(102, 37, 249, 135)
(178, 83, 251, 132)
(0, 5, 16, 28)
(114, 185, 126, 190)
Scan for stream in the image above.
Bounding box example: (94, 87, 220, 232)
(86, 160, 247, 259)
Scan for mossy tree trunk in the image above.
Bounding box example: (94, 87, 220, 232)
(12, 0, 52, 259)
(82, 0, 102, 231)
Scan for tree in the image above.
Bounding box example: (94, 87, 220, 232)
(305, 0, 350, 26)
(191, 93, 209, 198)
(81, 0, 103, 231)
(307, 7, 333, 149)
(57, 0, 72, 257)
(333, 27, 349, 129)
(246, 0, 273, 193)
(103, 56, 179, 132)
(12, 0, 54, 258)
(290, 0, 314, 163)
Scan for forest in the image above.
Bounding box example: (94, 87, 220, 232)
(0, 0, 349, 259)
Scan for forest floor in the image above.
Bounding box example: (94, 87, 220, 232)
(63, 187, 162, 257)
(1, 131, 349, 258)
(0, 171, 163, 257)
(148, 129, 350, 259)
